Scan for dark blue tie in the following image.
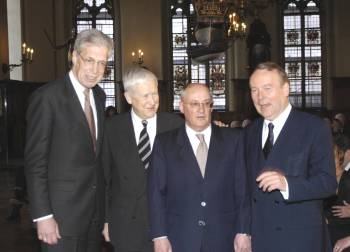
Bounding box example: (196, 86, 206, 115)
(138, 120, 151, 169)
(263, 123, 274, 159)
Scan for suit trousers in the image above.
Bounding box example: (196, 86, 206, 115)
(41, 213, 102, 252)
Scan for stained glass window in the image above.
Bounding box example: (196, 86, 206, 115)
(283, 0, 323, 108)
(170, 2, 226, 110)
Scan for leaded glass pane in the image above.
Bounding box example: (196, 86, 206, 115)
(171, 2, 226, 110)
(283, 0, 322, 108)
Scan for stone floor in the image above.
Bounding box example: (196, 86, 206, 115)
(0, 163, 114, 252)
(0, 167, 40, 252)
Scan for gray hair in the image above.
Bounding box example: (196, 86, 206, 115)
(74, 29, 114, 57)
(252, 61, 290, 86)
(122, 67, 158, 92)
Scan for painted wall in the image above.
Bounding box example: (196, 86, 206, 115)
(21, 0, 72, 82)
(119, 0, 163, 79)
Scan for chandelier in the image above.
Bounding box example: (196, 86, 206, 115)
(193, 0, 275, 41)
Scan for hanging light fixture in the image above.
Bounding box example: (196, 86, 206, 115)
(227, 3, 247, 39)
(192, 0, 276, 41)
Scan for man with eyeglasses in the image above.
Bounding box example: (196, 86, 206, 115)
(147, 83, 251, 252)
(101, 66, 184, 252)
(25, 29, 113, 252)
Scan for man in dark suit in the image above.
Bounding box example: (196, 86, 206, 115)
(102, 67, 184, 252)
(245, 61, 337, 252)
(25, 29, 113, 252)
(148, 83, 251, 252)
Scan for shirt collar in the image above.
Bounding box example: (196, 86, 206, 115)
(264, 103, 292, 129)
(131, 108, 157, 125)
(69, 70, 86, 93)
(185, 123, 212, 145)
(345, 162, 350, 172)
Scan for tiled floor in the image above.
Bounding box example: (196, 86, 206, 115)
(0, 164, 113, 252)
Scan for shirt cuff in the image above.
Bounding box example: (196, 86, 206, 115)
(33, 214, 53, 222)
(280, 177, 289, 200)
(152, 236, 167, 241)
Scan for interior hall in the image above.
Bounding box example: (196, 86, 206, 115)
(0, 0, 349, 251)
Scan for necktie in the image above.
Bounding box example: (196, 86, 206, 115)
(138, 120, 151, 169)
(196, 134, 208, 177)
(83, 88, 96, 152)
(263, 122, 274, 159)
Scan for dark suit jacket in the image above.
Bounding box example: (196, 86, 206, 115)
(326, 170, 350, 245)
(102, 112, 183, 252)
(148, 125, 250, 252)
(245, 108, 337, 252)
(25, 74, 106, 236)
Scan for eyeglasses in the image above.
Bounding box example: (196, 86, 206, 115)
(78, 53, 107, 71)
(184, 101, 213, 109)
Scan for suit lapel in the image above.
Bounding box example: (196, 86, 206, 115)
(250, 118, 266, 176)
(266, 108, 295, 162)
(176, 126, 204, 182)
(205, 125, 226, 180)
(63, 75, 99, 155)
(63, 75, 92, 137)
(93, 87, 105, 156)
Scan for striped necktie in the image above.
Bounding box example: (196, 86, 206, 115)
(138, 120, 151, 169)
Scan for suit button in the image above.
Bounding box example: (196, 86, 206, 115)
(201, 201, 206, 207)
(198, 220, 206, 226)
(253, 198, 257, 203)
(274, 200, 279, 204)
(92, 185, 96, 189)
(276, 227, 282, 231)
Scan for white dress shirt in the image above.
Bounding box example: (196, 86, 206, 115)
(185, 124, 212, 155)
(131, 109, 157, 150)
(261, 103, 292, 200)
(69, 71, 98, 137)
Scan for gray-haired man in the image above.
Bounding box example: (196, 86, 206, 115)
(102, 67, 184, 252)
(25, 28, 113, 252)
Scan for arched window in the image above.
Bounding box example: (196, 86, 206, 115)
(170, 1, 226, 110)
(282, 0, 323, 108)
(74, 0, 116, 107)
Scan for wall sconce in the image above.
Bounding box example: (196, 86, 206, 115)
(2, 42, 34, 74)
(132, 49, 144, 65)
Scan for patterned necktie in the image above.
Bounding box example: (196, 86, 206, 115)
(138, 120, 151, 169)
(263, 123, 274, 159)
(83, 88, 96, 152)
(196, 134, 208, 177)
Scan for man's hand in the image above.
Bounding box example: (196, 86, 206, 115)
(102, 223, 110, 242)
(37, 217, 61, 245)
(334, 236, 350, 252)
(154, 237, 172, 252)
(332, 201, 350, 218)
(213, 120, 229, 127)
(234, 233, 251, 252)
(256, 170, 286, 192)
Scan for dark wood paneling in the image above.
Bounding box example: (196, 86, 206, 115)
(0, 0, 9, 80)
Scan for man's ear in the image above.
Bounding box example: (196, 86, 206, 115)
(283, 82, 290, 97)
(71, 51, 78, 67)
(179, 100, 184, 114)
(124, 91, 132, 105)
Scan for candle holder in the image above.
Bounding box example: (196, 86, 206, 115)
(2, 42, 34, 74)
(132, 49, 144, 65)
